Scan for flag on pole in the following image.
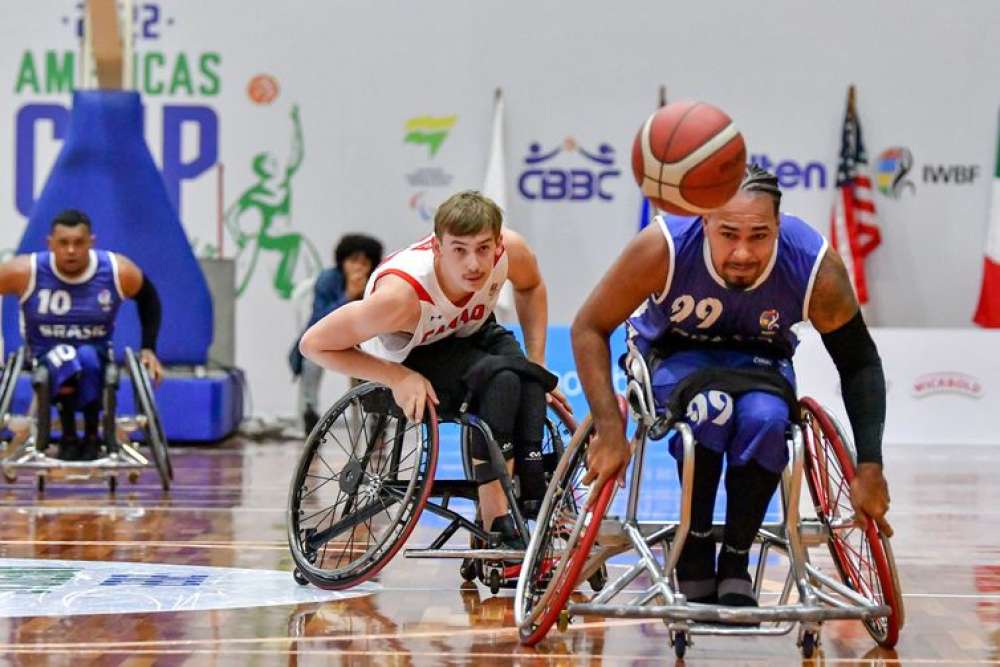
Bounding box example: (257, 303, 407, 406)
(974, 113, 1000, 327)
(638, 85, 668, 232)
(829, 85, 881, 306)
(483, 88, 517, 324)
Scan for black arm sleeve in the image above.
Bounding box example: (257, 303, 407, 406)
(820, 310, 885, 466)
(134, 277, 162, 352)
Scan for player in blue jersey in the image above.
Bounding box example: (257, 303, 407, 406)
(572, 165, 891, 609)
(0, 209, 163, 461)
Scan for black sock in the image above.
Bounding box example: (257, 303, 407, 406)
(718, 461, 781, 603)
(83, 402, 100, 439)
(675, 445, 723, 602)
(515, 440, 546, 503)
(58, 400, 77, 442)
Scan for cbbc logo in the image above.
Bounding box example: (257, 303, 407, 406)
(749, 154, 828, 190)
(518, 137, 621, 202)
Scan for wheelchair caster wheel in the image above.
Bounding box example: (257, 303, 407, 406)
(459, 558, 477, 582)
(292, 568, 309, 586)
(588, 565, 607, 592)
(108, 476, 117, 493)
(128, 470, 140, 484)
(488, 569, 501, 595)
(557, 609, 570, 633)
(673, 631, 688, 659)
(36, 474, 45, 493)
(800, 631, 818, 658)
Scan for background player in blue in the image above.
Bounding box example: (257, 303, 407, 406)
(0, 209, 163, 461)
(572, 165, 891, 609)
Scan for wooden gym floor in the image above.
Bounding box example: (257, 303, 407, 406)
(0, 436, 997, 666)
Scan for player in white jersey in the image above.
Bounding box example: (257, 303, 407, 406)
(300, 191, 569, 544)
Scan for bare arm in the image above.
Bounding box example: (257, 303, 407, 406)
(573, 224, 669, 500)
(115, 253, 144, 298)
(807, 249, 858, 333)
(572, 224, 669, 434)
(0, 256, 31, 297)
(504, 229, 547, 365)
(299, 275, 420, 387)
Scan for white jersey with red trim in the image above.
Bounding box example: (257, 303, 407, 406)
(360, 235, 509, 363)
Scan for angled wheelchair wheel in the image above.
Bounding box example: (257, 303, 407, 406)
(0, 347, 26, 427)
(516, 415, 617, 646)
(287, 382, 438, 590)
(126, 348, 171, 491)
(800, 397, 903, 648)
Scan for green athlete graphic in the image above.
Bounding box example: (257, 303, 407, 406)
(225, 105, 321, 299)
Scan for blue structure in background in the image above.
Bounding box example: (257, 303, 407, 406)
(2, 90, 241, 441)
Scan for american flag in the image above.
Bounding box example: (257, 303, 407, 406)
(830, 85, 881, 305)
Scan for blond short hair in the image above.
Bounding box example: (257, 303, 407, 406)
(433, 191, 503, 239)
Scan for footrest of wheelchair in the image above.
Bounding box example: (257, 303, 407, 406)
(405, 547, 526, 561)
(567, 601, 892, 624)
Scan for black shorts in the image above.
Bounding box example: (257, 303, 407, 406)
(401, 316, 524, 415)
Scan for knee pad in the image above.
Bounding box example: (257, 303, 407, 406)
(471, 369, 520, 445)
(730, 392, 790, 472)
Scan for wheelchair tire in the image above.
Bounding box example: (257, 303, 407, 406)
(515, 415, 617, 646)
(126, 348, 171, 491)
(800, 397, 902, 648)
(0, 347, 25, 424)
(287, 382, 438, 590)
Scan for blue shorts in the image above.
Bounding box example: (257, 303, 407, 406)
(38, 344, 107, 409)
(651, 349, 796, 474)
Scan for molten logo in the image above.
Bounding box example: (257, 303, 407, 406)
(912, 372, 983, 398)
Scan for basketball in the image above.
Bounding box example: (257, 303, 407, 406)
(247, 74, 280, 105)
(631, 100, 747, 215)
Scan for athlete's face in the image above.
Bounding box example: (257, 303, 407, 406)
(47, 224, 95, 277)
(702, 192, 778, 289)
(433, 230, 499, 294)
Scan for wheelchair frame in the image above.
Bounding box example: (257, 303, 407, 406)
(287, 381, 578, 594)
(0, 346, 172, 493)
(515, 341, 902, 658)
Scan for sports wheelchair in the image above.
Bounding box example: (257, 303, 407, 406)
(515, 341, 903, 658)
(286, 380, 589, 595)
(0, 345, 172, 493)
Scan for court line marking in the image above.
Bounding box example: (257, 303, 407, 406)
(3, 649, 995, 664)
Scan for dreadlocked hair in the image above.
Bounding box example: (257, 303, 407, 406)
(741, 163, 781, 216)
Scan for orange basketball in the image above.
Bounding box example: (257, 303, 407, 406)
(247, 74, 280, 105)
(631, 100, 747, 215)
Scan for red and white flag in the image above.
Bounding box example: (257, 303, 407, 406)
(830, 86, 881, 306)
(973, 113, 1000, 327)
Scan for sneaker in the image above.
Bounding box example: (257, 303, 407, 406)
(303, 407, 320, 436)
(79, 434, 102, 461)
(58, 436, 81, 461)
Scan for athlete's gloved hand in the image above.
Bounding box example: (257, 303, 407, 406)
(390, 369, 439, 424)
(850, 463, 893, 537)
(140, 348, 164, 387)
(581, 427, 630, 510)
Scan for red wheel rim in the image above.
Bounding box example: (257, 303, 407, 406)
(521, 476, 616, 646)
(800, 397, 901, 647)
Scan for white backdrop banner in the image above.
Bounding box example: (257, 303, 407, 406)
(795, 327, 999, 446)
(0, 1, 997, 415)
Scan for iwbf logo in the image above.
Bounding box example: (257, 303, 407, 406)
(518, 137, 621, 201)
(875, 146, 981, 198)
